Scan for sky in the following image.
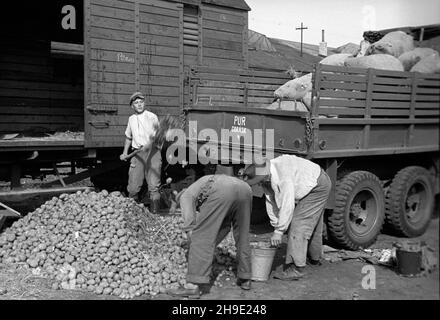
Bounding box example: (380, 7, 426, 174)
(246, 0, 440, 47)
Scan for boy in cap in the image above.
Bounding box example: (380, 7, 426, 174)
(120, 92, 162, 213)
(240, 155, 331, 280)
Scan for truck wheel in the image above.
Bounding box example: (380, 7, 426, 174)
(328, 171, 385, 250)
(385, 166, 434, 237)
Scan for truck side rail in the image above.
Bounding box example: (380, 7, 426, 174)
(186, 65, 292, 109)
(310, 64, 440, 158)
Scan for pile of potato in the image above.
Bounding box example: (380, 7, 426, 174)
(0, 190, 236, 299)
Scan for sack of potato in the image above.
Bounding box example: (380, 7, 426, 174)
(0, 189, 237, 299)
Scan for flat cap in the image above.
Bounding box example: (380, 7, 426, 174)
(129, 92, 145, 105)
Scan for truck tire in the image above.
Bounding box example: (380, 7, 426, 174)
(327, 171, 385, 250)
(385, 166, 434, 237)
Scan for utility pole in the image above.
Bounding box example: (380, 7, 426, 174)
(295, 22, 308, 57)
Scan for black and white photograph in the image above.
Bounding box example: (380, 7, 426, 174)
(0, 0, 438, 310)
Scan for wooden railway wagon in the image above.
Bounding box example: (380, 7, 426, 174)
(185, 63, 440, 249)
(0, 0, 277, 193)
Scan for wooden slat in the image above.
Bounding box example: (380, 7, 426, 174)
(91, 0, 133, 11)
(247, 89, 276, 97)
(414, 102, 440, 109)
(0, 80, 82, 92)
(373, 84, 411, 93)
(371, 109, 410, 116)
(319, 64, 368, 74)
(318, 107, 365, 115)
(203, 19, 243, 34)
(90, 38, 135, 53)
(418, 79, 440, 87)
(203, 29, 243, 42)
(203, 37, 242, 51)
(417, 87, 440, 94)
(319, 99, 366, 108)
(414, 109, 440, 116)
(199, 80, 245, 89)
(202, 9, 244, 26)
(139, 12, 179, 28)
(415, 95, 440, 101)
(320, 73, 367, 83)
(0, 88, 83, 100)
(90, 27, 134, 42)
(372, 92, 411, 101)
(373, 77, 413, 85)
(0, 106, 83, 116)
(320, 90, 366, 99)
(371, 101, 411, 109)
(319, 81, 367, 91)
(91, 16, 134, 32)
(90, 4, 134, 21)
(203, 47, 243, 60)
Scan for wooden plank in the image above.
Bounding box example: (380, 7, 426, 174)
(319, 64, 368, 74)
(415, 95, 440, 101)
(414, 102, 440, 109)
(416, 87, 440, 94)
(90, 3, 134, 21)
(320, 90, 366, 99)
(202, 9, 244, 26)
(91, 0, 134, 11)
(247, 89, 276, 97)
(90, 27, 134, 42)
(139, 33, 180, 48)
(203, 47, 243, 60)
(139, 3, 180, 17)
(372, 84, 411, 93)
(202, 57, 244, 69)
(247, 83, 280, 91)
(91, 94, 179, 106)
(139, 12, 179, 28)
(247, 97, 274, 104)
(90, 38, 135, 52)
(416, 80, 440, 87)
(203, 19, 243, 34)
(372, 92, 412, 101)
(318, 107, 365, 115)
(203, 37, 242, 51)
(0, 97, 83, 108)
(374, 69, 413, 77)
(373, 77, 413, 86)
(203, 29, 243, 42)
(319, 81, 367, 91)
(319, 98, 366, 108)
(197, 87, 243, 96)
(371, 101, 411, 109)
(199, 80, 245, 89)
(90, 16, 134, 32)
(140, 23, 179, 38)
(371, 109, 410, 116)
(320, 73, 367, 83)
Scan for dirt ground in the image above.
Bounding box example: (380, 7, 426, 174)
(1, 216, 438, 301)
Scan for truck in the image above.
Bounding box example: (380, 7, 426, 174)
(0, 0, 438, 249)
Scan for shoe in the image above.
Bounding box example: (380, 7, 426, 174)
(236, 279, 251, 290)
(273, 264, 304, 281)
(150, 199, 161, 215)
(167, 286, 201, 298)
(307, 259, 322, 266)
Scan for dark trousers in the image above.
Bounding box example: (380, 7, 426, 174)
(187, 175, 253, 284)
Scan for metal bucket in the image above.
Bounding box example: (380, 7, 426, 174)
(251, 243, 277, 281)
(394, 240, 422, 277)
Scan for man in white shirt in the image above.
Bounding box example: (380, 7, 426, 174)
(120, 92, 162, 214)
(241, 154, 331, 280)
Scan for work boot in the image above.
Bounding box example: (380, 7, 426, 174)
(236, 278, 252, 290)
(273, 264, 304, 281)
(150, 199, 161, 215)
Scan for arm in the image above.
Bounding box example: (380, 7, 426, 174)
(179, 176, 210, 231)
(272, 179, 295, 234)
(120, 122, 132, 161)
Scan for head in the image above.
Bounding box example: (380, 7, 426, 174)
(129, 92, 145, 114)
(238, 160, 271, 187)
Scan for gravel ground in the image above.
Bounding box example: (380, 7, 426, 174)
(0, 216, 438, 300)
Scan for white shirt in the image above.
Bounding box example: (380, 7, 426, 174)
(125, 111, 159, 149)
(264, 155, 321, 234)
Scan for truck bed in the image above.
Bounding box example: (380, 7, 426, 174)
(185, 64, 440, 160)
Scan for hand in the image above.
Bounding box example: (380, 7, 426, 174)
(270, 232, 282, 247)
(120, 153, 128, 161)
